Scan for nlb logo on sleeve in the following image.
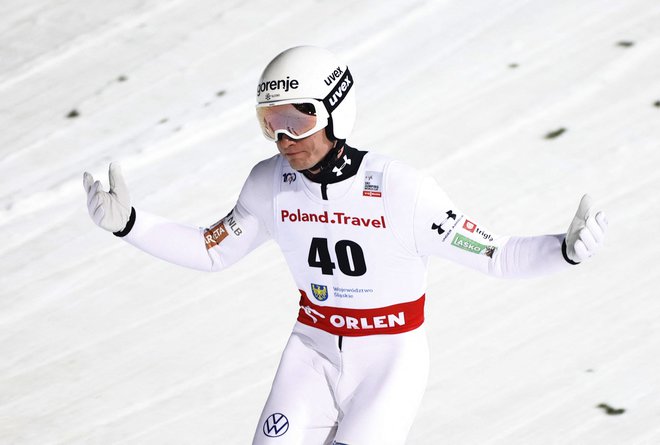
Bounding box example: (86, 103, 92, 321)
(204, 211, 243, 249)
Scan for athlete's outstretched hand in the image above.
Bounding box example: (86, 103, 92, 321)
(83, 163, 132, 233)
(564, 194, 608, 264)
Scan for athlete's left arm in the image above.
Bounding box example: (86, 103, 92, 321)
(411, 176, 608, 278)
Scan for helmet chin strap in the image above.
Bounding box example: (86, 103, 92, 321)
(303, 138, 345, 176)
(300, 116, 345, 176)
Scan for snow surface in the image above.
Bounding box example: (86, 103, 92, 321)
(1, 0, 660, 443)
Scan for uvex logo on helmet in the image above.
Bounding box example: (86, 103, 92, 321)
(324, 66, 344, 86)
(257, 76, 299, 97)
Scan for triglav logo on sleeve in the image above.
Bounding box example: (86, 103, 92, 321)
(462, 219, 494, 242)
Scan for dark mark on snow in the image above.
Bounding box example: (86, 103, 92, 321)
(66, 109, 80, 119)
(545, 128, 566, 139)
(509, 63, 519, 69)
(159, 118, 168, 124)
(117, 75, 128, 82)
(653, 100, 660, 108)
(217, 90, 226, 97)
(597, 403, 625, 415)
(617, 41, 635, 48)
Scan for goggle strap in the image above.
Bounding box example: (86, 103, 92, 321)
(322, 68, 353, 114)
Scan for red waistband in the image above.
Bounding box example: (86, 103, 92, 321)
(297, 290, 425, 337)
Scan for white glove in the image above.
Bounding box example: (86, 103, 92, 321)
(564, 194, 608, 264)
(83, 163, 132, 233)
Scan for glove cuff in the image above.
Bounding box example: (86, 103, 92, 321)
(561, 238, 580, 265)
(113, 207, 136, 238)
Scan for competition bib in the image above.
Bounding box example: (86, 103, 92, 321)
(272, 154, 428, 336)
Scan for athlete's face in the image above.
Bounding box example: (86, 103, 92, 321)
(276, 128, 334, 172)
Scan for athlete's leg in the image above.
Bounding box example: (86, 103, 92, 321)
(333, 327, 430, 445)
(252, 323, 342, 445)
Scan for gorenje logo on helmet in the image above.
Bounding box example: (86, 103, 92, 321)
(257, 76, 299, 97)
(323, 69, 353, 113)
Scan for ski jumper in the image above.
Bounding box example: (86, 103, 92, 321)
(120, 145, 570, 444)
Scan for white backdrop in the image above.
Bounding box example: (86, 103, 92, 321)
(1, 0, 660, 443)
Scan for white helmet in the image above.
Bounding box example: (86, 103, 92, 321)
(256, 46, 356, 141)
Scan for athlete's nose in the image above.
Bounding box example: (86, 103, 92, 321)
(277, 134, 296, 149)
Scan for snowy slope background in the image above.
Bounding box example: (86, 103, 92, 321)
(1, 0, 660, 443)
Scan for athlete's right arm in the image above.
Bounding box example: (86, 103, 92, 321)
(83, 161, 274, 272)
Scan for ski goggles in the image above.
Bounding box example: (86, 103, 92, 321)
(256, 98, 329, 142)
